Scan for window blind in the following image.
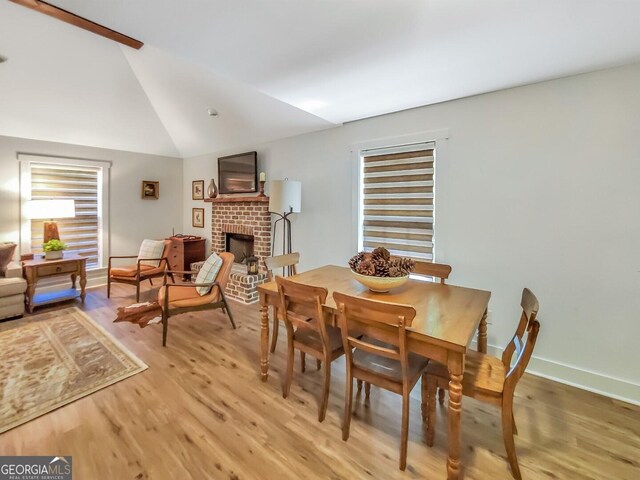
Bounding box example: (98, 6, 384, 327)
(30, 163, 100, 268)
(362, 145, 435, 261)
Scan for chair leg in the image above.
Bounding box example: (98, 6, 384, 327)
(502, 401, 522, 480)
(318, 358, 331, 422)
(136, 281, 140, 302)
(107, 276, 111, 298)
(316, 359, 321, 370)
(512, 411, 518, 436)
(438, 387, 445, 405)
(356, 379, 363, 393)
(426, 376, 438, 447)
(399, 387, 410, 471)
(421, 375, 428, 422)
(149, 278, 154, 286)
(162, 310, 168, 347)
(343, 376, 354, 441)
(220, 290, 236, 329)
(300, 351, 306, 373)
(365, 382, 371, 399)
(283, 337, 294, 399)
(270, 308, 279, 353)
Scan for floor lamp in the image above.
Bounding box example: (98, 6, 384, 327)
(269, 179, 301, 275)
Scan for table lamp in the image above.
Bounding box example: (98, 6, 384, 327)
(26, 199, 76, 243)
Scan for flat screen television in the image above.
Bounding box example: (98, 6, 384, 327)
(218, 151, 258, 194)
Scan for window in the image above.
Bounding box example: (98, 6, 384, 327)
(359, 142, 435, 261)
(19, 155, 110, 270)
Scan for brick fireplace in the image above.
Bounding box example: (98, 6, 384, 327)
(205, 196, 271, 304)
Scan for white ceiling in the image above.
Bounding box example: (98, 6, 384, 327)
(2, 0, 640, 157)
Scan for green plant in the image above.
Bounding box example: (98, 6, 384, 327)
(42, 239, 66, 252)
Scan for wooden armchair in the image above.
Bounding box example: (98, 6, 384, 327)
(334, 291, 429, 471)
(424, 288, 540, 479)
(276, 276, 344, 422)
(157, 252, 236, 347)
(264, 252, 300, 353)
(108, 239, 173, 302)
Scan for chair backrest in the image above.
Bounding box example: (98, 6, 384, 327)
(159, 239, 172, 270)
(276, 276, 329, 352)
(215, 252, 235, 291)
(334, 291, 416, 384)
(265, 252, 300, 280)
(502, 288, 541, 395)
(412, 260, 452, 284)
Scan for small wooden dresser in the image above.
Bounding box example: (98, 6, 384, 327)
(166, 236, 206, 277)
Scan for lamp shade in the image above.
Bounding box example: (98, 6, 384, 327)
(269, 180, 301, 214)
(26, 199, 76, 220)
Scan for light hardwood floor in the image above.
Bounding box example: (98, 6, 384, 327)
(1, 283, 639, 479)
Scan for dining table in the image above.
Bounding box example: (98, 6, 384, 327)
(256, 265, 491, 480)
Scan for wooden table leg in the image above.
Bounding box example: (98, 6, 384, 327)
(447, 353, 464, 480)
(79, 264, 87, 303)
(477, 308, 488, 354)
(259, 296, 270, 382)
(24, 268, 36, 314)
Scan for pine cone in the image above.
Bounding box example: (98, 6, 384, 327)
(372, 256, 390, 277)
(355, 259, 376, 276)
(391, 257, 415, 275)
(348, 252, 366, 271)
(388, 266, 403, 277)
(371, 246, 391, 262)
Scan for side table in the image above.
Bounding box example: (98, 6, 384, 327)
(22, 254, 87, 313)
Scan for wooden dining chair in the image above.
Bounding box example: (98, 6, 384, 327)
(265, 252, 300, 354)
(412, 260, 452, 284)
(276, 276, 344, 422)
(424, 288, 540, 480)
(334, 292, 429, 471)
(413, 260, 452, 405)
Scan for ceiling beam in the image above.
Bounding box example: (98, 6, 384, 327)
(9, 0, 144, 49)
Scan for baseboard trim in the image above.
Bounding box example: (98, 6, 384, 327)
(475, 341, 640, 406)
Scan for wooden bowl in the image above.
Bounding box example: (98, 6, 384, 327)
(350, 270, 409, 293)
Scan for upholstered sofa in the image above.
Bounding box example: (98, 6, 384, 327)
(0, 261, 27, 320)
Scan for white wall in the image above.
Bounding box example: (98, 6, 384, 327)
(183, 63, 640, 404)
(0, 135, 183, 283)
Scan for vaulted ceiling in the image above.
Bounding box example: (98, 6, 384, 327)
(2, 0, 640, 158)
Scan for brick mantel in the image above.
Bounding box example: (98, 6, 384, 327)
(208, 196, 271, 304)
(205, 196, 269, 203)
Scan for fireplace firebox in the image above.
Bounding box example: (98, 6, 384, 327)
(226, 233, 254, 264)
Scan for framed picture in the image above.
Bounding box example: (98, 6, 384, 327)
(192, 208, 205, 228)
(141, 180, 159, 199)
(192, 180, 204, 200)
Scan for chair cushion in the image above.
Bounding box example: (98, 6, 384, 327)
(426, 350, 506, 396)
(353, 340, 429, 384)
(137, 239, 166, 267)
(0, 277, 27, 297)
(195, 252, 223, 296)
(110, 264, 163, 278)
(158, 284, 220, 308)
(295, 325, 344, 353)
(0, 243, 17, 276)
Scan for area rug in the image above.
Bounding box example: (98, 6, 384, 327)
(0, 307, 147, 433)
